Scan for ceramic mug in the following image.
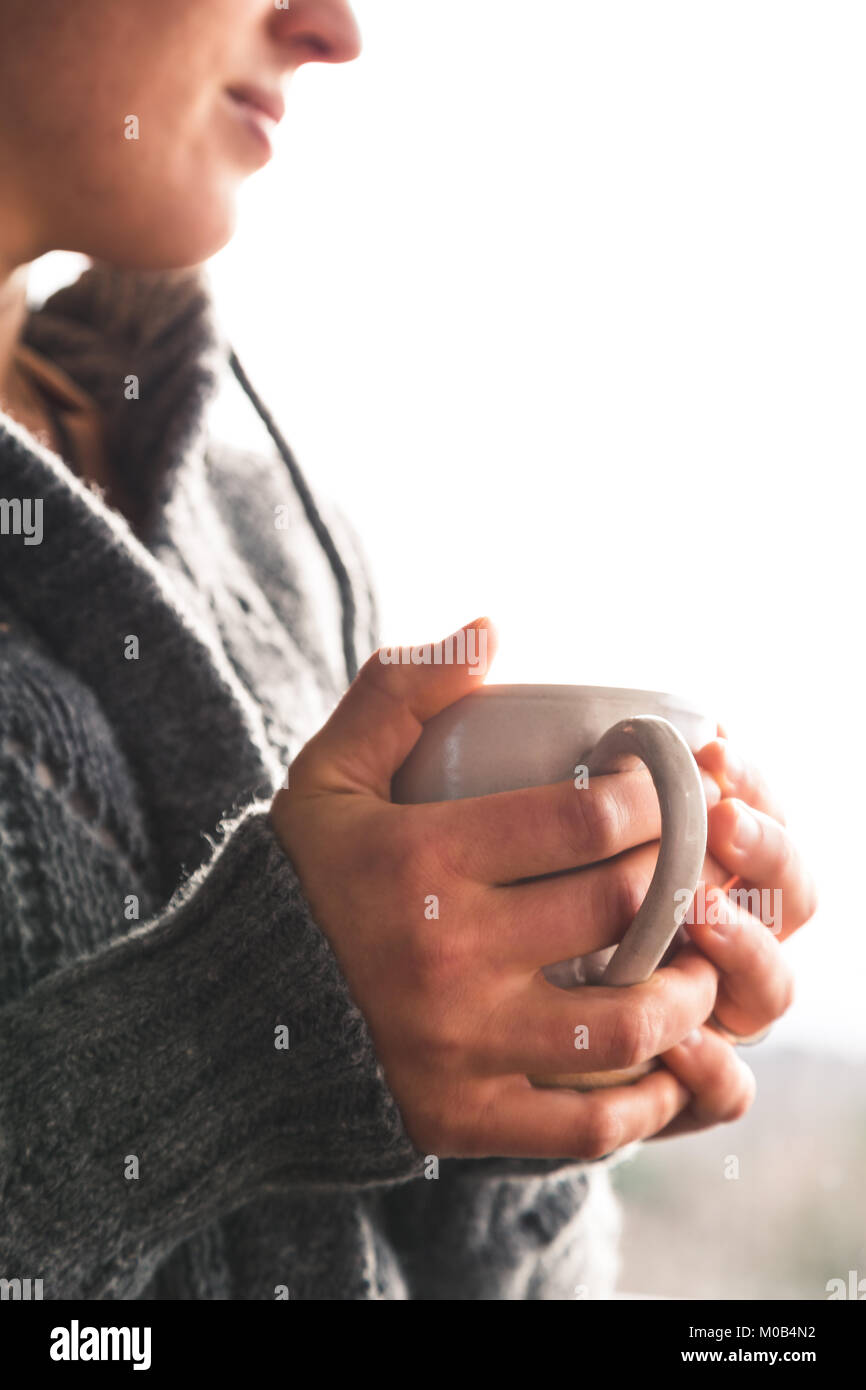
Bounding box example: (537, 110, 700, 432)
(391, 684, 715, 1091)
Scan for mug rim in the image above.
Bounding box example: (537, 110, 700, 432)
(465, 682, 708, 718)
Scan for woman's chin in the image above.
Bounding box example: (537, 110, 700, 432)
(76, 200, 239, 272)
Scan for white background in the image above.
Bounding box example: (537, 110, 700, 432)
(35, 2, 865, 1057)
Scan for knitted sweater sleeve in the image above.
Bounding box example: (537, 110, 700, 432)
(0, 635, 425, 1301)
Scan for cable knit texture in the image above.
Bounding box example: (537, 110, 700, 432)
(0, 260, 625, 1299)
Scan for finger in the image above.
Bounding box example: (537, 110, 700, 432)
(289, 618, 498, 798)
(486, 832, 735, 972)
(705, 799, 818, 937)
(491, 834, 711, 962)
(428, 765, 666, 884)
(489, 841, 661, 968)
(478, 945, 719, 1076)
(421, 745, 720, 888)
(649, 1024, 756, 1138)
(461, 1069, 692, 1160)
(684, 887, 795, 1036)
(700, 850, 735, 890)
(695, 739, 786, 825)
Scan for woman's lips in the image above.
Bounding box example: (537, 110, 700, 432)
(223, 85, 285, 159)
(226, 83, 286, 125)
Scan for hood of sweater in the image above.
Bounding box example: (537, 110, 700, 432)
(21, 259, 225, 521)
(0, 260, 356, 890)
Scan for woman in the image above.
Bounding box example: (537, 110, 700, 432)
(0, 0, 816, 1300)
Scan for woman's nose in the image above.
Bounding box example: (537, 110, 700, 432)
(269, 0, 363, 67)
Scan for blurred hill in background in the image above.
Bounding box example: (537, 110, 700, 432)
(611, 1047, 865, 1300)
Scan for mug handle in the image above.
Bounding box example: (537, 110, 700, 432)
(546, 715, 708, 991)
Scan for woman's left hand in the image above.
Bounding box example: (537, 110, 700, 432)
(655, 734, 818, 1136)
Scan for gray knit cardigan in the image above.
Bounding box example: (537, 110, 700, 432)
(0, 261, 624, 1300)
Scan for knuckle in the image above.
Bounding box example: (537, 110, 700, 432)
(604, 1000, 658, 1070)
(678, 950, 720, 1014)
(564, 781, 623, 860)
(353, 649, 401, 711)
(722, 1067, 756, 1123)
(614, 862, 653, 927)
(580, 1100, 624, 1160)
(698, 961, 722, 1015)
(359, 647, 399, 690)
(772, 826, 796, 878)
(354, 649, 417, 722)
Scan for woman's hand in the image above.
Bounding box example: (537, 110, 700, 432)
(652, 735, 819, 1138)
(269, 620, 744, 1162)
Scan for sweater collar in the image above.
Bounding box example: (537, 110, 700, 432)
(1, 263, 278, 885)
(21, 259, 227, 523)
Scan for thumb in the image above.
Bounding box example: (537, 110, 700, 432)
(290, 617, 498, 799)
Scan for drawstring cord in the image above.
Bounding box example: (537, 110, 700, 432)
(228, 348, 359, 685)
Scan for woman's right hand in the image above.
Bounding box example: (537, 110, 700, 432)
(270, 619, 755, 1161)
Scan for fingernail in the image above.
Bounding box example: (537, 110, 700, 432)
(732, 801, 760, 850)
(680, 1028, 703, 1048)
